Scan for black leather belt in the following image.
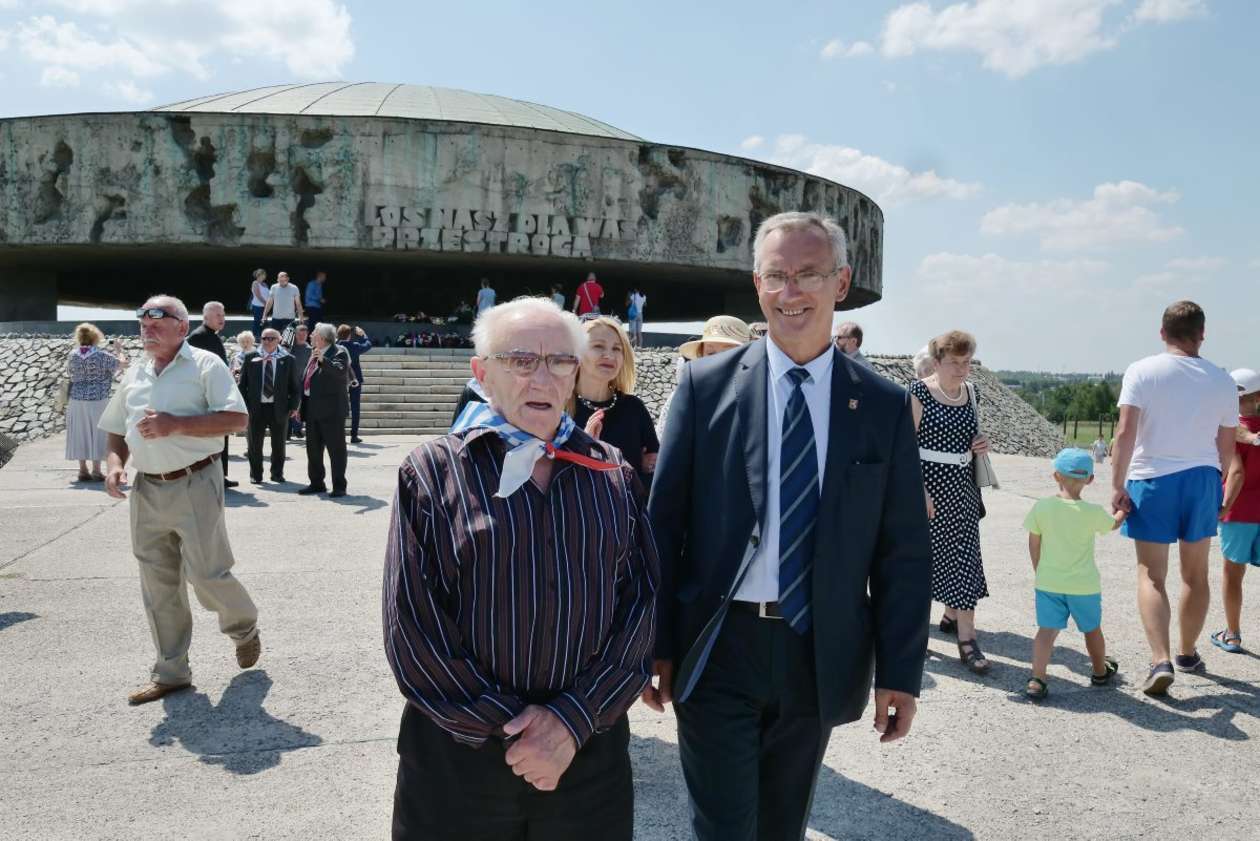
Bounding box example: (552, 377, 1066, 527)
(143, 453, 218, 481)
(731, 600, 783, 619)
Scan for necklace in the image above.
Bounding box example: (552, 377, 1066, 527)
(935, 380, 965, 402)
(578, 390, 619, 412)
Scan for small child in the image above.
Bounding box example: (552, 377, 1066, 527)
(1022, 448, 1126, 699)
(1210, 368, 1260, 654)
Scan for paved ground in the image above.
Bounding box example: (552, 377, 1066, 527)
(2, 435, 1259, 840)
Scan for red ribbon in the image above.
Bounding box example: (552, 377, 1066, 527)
(545, 442, 621, 472)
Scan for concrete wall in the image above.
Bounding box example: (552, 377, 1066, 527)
(0, 112, 883, 311)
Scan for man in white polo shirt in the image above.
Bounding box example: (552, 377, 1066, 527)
(100, 294, 262, 705)
(1111, 300, 1237, 696)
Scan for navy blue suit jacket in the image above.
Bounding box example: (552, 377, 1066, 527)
(647, 338, 932, 727)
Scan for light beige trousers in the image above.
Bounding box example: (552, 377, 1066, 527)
(130, 465, 258, 684)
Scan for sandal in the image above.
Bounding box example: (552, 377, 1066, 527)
(1090, 657, 1119, 686)
(939, 615, 958, 635)
(75, 471, 91, 482)
(89, 472, 106, 482)
(1025, 676, 1048, 700)
(1211, 630, 1243, 654)
(957, 639, 991, 674)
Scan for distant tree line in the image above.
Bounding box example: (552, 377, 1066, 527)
(997, 372, 1121, 423)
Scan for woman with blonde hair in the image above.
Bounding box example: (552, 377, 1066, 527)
(64, 322, 128, 481)
(574, 315, 659, 492)
(231, 330, 256, 381)
(909, 329, 993, 674)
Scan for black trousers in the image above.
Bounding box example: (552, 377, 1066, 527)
(246, 406, 287, 480)
(392, 704, 633, 841)
(220, 436, 229, 477)
(349, 386, 362, 439)
(305, 414, 347, 491)
(674, 608, 830, 841)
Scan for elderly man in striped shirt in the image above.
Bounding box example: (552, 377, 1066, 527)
(383, 296, 658, 841)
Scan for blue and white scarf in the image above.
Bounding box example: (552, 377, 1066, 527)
(451, 400, 615, 497)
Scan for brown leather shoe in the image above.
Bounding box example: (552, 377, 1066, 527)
(236, 634, 261, 669)
(128, 681, 192, 705)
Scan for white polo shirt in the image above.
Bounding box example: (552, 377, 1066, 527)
(99, 342, 247, 474)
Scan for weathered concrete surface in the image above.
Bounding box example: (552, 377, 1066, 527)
(0, 93, 883, 320)
(3, 435, 1259, 840)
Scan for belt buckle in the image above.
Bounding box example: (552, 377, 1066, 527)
(758, 602, 780, 620)
(958, 453, 969, 466)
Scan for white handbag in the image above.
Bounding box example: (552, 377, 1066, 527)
(965, 382, 999, 490)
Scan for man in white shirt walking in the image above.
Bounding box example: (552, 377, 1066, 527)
(1110, 300, 1237, 696)
(261, 270, 304, 333)
(100, 295, 261, 705)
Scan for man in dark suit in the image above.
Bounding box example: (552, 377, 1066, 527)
(186, 300, 238, 488)
(286, 323, 311, 441)
(645, 212, 932, 841)
(298, 323, 351, 497)
(236, 327, 301, 483)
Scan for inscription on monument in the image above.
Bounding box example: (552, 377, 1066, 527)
(365, 203, 635, 258)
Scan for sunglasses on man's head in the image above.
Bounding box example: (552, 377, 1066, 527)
(135, 306, 182, 321)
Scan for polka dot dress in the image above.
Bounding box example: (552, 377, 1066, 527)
(910, 380, 987, 611)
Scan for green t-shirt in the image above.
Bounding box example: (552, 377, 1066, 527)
(1023, 496, 1116, 595)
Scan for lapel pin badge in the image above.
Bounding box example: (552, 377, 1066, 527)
(849, 398, 859, 410)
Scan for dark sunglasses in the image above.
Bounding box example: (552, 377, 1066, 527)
(135, 306, 183, 321)
(261, 336, 280, 342)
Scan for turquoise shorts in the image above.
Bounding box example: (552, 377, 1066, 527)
(1122, 466, 1222, 544)
(1221, 522, 1260, 566)
(1035, 590, 1102, 633)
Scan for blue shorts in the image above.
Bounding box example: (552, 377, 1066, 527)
(1221, 522, 1260, 566)
(1036, 590, 1102, 633)
(1122, 466, 1222, 544)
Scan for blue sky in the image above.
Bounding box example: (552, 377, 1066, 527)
(1, 0, 1255, 372)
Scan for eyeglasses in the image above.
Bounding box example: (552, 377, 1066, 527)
(758, 268, 838, 293)
(136, 307, 182, 321)
(261, 336, 280, 342)
(488, 351, 580, 377)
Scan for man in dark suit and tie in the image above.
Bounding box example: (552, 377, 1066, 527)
(186, 300, 239, 488)
(645, 211, 932, 840)
(299, 322, 351, 497)
(236, 327, 301, 484)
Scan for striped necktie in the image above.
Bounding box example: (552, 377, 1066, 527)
(778, 367, 819, 633)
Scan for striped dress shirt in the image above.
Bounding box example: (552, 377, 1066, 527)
(383, 427, 659, 748)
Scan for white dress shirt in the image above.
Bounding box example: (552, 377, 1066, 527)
(734, 337, 833, 603)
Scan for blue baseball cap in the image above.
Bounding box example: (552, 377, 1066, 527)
(1053, 448, 1094, 479)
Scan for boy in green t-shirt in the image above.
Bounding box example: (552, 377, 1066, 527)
(1022, 448, 1127, 700)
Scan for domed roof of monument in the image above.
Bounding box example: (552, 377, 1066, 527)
(153, 82, 643, 141)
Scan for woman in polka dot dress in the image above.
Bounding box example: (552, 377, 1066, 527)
(910, 330, 993, 674)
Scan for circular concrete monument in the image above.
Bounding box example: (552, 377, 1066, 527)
(0, 82, 883, 323)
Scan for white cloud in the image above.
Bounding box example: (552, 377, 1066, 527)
(103, 79, 154, 105)
(40, 65, 79, 87)
(1165, 256, 1226, 272)
(740, 135, 766, 151)
(1133, 0, 1207, 23)
(821, 39, 874, 60)
(5, 1, 354, 93)
(880, 0, 1122, 78)
(754, 134, 982, 207)
(980, 180, 1184, 251)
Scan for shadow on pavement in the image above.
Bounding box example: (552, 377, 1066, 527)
(0, 611, 39, 631)
(325, 493, 389, 515)
(225, 491, 270, 508)
(149, 670, 322, 774)
(630, 734, 974, 840)
(925, 629, 1255, 741)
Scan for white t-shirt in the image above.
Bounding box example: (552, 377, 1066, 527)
(269, 283, 301, 319)
(250, 281, 270, 307)
(629, 292, 646, 321)
(1118, 352, 1237, 480)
